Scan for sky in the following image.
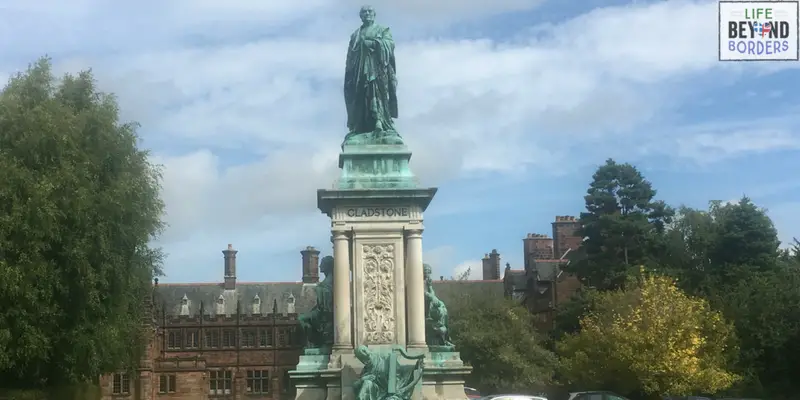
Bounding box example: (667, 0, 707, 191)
(0, 0, 798, 283)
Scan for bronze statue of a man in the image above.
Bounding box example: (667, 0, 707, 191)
(299, 256, 334, 348)
(343, 6, 403, 146)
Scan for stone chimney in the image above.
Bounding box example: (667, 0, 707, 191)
(489, 249, 501, 279)
(552, 215, 582, 259)
(481, 250, 501, 280)
(223, 244, 237, 290)
(301, 246, 321, 283)
(523, 233, 554, 269)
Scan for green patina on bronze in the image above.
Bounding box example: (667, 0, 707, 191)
(336, 6, 418, 190)
(424, 264, 455, 351)
(299, 256, 334, 350)
(343, 5, 403, 147)
(353, 345, 425, 400)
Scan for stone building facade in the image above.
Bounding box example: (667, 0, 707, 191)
(502, 216, 583, 330)
(100, 245, 505, 400)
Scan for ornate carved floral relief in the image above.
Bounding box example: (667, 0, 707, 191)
(361, 243, 396, 344)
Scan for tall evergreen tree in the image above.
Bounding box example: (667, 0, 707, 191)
(0, 58, 164, 388)
(565, 159, 673, 291)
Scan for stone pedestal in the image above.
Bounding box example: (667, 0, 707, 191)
(290, 142, 469, 400)
(421, 352, 472, 400)
(337, 144, 417, 190)
(290, 351, 342, 400)
(318, 186, 437, 351)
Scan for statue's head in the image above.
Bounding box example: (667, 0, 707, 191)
(359, 5, 375, 24)
(319, 256, 334, 276)
(423, 264, 432, 278)
(355, 345, 371, 363)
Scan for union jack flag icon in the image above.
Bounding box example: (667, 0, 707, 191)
(762, 22, 772, 37)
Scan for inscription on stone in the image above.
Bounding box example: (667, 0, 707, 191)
(346, 207, 409, 218)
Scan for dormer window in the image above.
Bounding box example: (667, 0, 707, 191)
(216, 294, 225, 315)
(252, 295, 261, 315)
(286, 294, 296, 314)
(180, 294, 190, 316)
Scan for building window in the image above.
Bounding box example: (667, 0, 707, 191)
(259, 328, 273, 347)
(241, 329, 256, 348)
(209, 370, 233, 396)
(205, 329, 219, 349)
(246, 370, 269, 394)
(112, 373, 130, 395)
(159, 374, 177, 394)
(222, 329, 236, 348)
(167, 330, 180, 349)
(185, 329, 199, 349)
(277, 328, 287, 347)
(289, 327, 299, 346)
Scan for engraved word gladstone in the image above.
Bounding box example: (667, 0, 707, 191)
(346, 207, 409, 218)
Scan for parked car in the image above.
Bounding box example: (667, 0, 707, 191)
(478, 395, 548, 400)
(465, 387, 481, 399)
(567, 391, 630, 400)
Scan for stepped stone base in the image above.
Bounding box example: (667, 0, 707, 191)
(337, 144, 417, 190)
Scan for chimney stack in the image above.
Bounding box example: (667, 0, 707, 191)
(552, 215, 581, 259)
(223, 244, 237, 290)
(523, 233, 554, 269)
(301, 246, 321, 283)
(481, 253, 490, 280)
(488, 249, 501, 280)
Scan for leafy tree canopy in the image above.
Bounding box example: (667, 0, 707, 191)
(706, 266, 800, 399)
(557, 270, 738, 399)
(565, 159, 674, 291)
(0, 58, 164, 388)
(449, 291, 557, 395)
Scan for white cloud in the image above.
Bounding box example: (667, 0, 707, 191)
(452, 260, 483, 280)
(676, 130, 800, 162)
(2, 0, 797, 278)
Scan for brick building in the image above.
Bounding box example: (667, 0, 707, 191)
(100, 245, 505, 400)
(502, 216, 583, 330)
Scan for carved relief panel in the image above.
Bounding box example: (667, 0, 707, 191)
(361, 243, 396, 344)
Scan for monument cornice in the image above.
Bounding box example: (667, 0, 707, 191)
(317, 187, 438, 217)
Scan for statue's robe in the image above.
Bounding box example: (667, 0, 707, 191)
(344, 23, 398, 134)
(355, 351, 421, 400)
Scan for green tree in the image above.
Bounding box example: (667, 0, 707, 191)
(449, 292, 557, 395)
(565, 159, 673, 291)
(708, 198, 780, 278)
(778, 238, 800, 267)
(552, 287, 607, 339)
(557, 271, 738, 399)
(659, 198, 800, 398)
(0, 58, 164, 388)
(662, 198, 781, 293)
(708, 266, 800, 399)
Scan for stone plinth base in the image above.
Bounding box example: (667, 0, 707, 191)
(421, 352, 472, 400)
(337, 144, 417, 189)
(290, 352, 342, 400)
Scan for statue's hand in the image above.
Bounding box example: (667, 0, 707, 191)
(364, 39, 376, 48)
